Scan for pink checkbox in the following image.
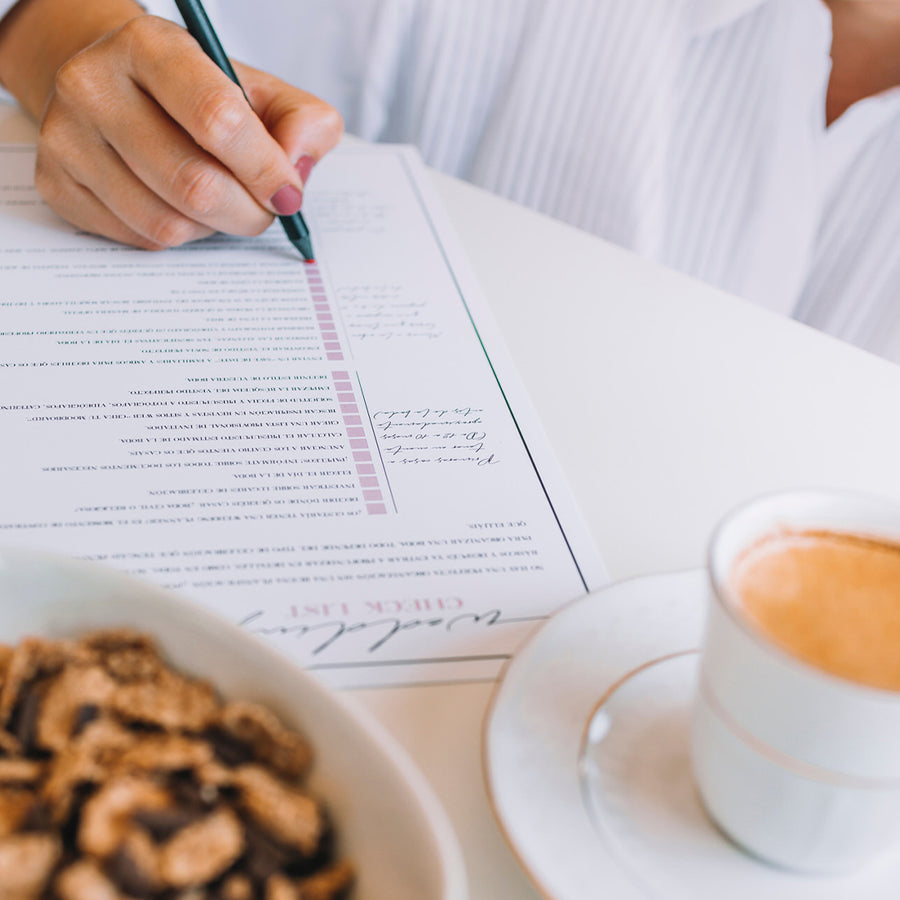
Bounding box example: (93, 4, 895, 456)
(359, 475, 379, 487)
(349, 439, 368, 450)
(343, 415, 362, 426)
(327, 352, 344, 360)
(366, 504, 387, 515)
(356, 464, 376, 475)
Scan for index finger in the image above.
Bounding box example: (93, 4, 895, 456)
(125, 16, 307, 217)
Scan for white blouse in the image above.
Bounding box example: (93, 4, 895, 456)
(4, 0, 900, 362)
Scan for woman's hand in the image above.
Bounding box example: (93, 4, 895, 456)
(0, 0, 343, 249)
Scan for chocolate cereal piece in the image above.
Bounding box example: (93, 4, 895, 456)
(0, 643, 14, 683)
(114, 733, 214, 775)
(265, 873, 296, 900)
(0, 832, 61, 899)
(78, 628, 158, 657)
(54, 859, 123, 900)
(0, 727, 23, 757)
(233, 765, 324, 857)
(78, 776, 171, 858)
(0, 638, 90, 729)
(36, 665, 116, 752)
(0, 788, 36, 837)
(41, 721, 137, 824)
(0, 757, 43, 785)
(262, 861, 355, 900)
(9, 679, 45, 752)
(158, 806, 244, 887)
(296, 860, 356, 900)
(106, 827, 164, 896)
(214, 701, 313, 781)
(218, 873, 254, 900)
(82, 629, 167, 684)
(110, 668, 219, 732)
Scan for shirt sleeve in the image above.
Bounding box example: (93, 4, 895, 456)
(135, 0, 181, 21)
(0, 0, 19, 105)
(0, 0, 181, 25)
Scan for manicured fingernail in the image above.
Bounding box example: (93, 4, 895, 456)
(295, 155, 315, 185)
(270, 184, 303, 216)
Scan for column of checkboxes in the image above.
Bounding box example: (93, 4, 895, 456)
(306, 268, 387, 515)
(331, 369, 387, 515)
(306, 264, 343, 362)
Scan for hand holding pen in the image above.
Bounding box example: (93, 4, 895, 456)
(0, 0, 343, 251)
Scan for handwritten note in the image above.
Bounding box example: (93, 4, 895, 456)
(0, 141, 606, 687)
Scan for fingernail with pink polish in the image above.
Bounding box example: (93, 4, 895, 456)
(270, 184, 303, 216)
(295, 155, 316, 185)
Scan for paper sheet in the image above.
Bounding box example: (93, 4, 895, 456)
(0, 142, 606, 687)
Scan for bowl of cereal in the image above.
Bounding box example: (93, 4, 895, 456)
(0, 547, 467, 900)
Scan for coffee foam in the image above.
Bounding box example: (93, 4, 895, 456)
(731, 530, 900, 692)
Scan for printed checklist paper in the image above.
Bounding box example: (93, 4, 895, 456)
(0, 142, 606, 687)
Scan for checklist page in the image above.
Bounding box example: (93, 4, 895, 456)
(0, 142, 606, 686)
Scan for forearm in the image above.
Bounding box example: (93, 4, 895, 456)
(0, 0, 144, 117)
(0, 0, 341, 250)
(825, 0, 900, 123)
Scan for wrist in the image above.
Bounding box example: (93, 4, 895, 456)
(0, 0, 145, 118)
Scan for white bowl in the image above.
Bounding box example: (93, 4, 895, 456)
(0, 546, 467, 900)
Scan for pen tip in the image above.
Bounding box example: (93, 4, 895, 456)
(280, 212, 315, 261)
(294, 235, 315, 262)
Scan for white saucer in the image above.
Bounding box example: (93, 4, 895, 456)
(483, 570, 900, 899)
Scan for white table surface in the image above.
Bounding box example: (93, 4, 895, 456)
(4, 102, 900, 900)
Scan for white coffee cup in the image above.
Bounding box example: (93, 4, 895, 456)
(691, 489, 900, 874)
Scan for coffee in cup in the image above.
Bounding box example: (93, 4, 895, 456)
(732, 529, 900, 691)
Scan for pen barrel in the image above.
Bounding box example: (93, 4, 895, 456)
(173, 0, 241, 85)
(279, 214, 306, 243)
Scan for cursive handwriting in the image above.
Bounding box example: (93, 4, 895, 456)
(372, 407, 498, 467)
(239, 607, 542, 655)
